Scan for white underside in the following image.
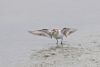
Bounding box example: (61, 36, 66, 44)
(53, 30, 63, 39)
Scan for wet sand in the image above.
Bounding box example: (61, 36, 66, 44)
(22, 34, 100, 67)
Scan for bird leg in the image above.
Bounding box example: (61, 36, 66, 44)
(61, 39, 63, 47)
(56, 39, 59, 47)
(56, 39, 58, 44)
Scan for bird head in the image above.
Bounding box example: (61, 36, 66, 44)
(51, 29, 59, 38)
(51, 29, 58, 33)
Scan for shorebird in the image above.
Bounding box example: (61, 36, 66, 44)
(28, 28, 77, 46)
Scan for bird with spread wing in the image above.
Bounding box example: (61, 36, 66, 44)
(28, 28, 77, 46)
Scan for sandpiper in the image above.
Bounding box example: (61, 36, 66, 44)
(28, 27, 77, 46)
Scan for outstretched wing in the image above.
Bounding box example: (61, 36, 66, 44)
(62, 28, 77, 37)
(28, 29, 52, 38)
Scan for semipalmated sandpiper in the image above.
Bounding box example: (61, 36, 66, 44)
(28, 27, 77, 46)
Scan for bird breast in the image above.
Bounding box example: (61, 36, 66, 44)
(52, 30, 63, 39)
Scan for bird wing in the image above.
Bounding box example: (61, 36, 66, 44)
(62, 28, 77, 37)
(28, 29, 52, 38)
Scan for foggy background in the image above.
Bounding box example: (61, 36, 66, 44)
(0, 0, 100, 67)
